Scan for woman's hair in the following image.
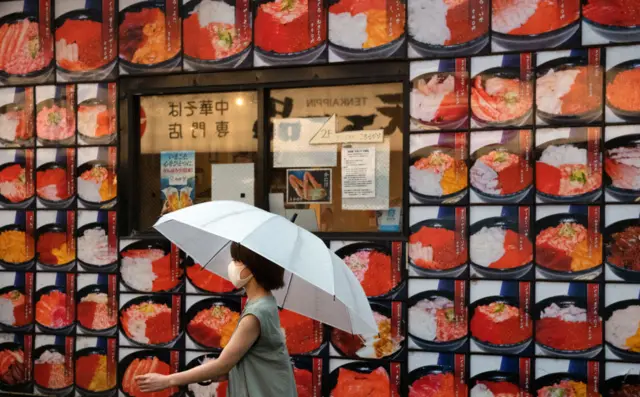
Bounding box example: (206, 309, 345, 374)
(230, 242, 285, 291)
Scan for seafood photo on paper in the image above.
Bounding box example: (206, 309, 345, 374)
(470, 301, 532, 345)
(408, 225, 467, 271)
(608, 226, 640, 272)
(329, 0, 405, 49)
(0, 289, 29, 327)
(0, 229, 34, 265)
(37, 231, 74, 266)
(121, 247, 182, 292)
(536, 222, 602, 273)
(471, 150, 531, 196)
(288, 172, 327, 202)
(78, 104, 113, 139)
(78, 227, 117, 267)
(187, 357, 228, 397)
(536, 145, 602, 197)
(471, 74, 532, 124)
(35, 290, 71, 329)
(56, 19, 109, 71)
(0, 109, 30, 143)
(0, 348, 25, 386)
(471, 381, 521, 397)
(119, 7, 180, 66)
(492, 0, 579, 35)
(254, 0, 323, 54)
(331, 366, 392, 397)
(606, 305, 640, 353)
(410, 74, 467, 126)
(77, 292, 116, 331)
(36, 167, 70, 202)
(408, 0, 486, 47)
(76, 353, 116, 392)
(186, 262, 236, 293)
(78, 165, 117, 204)
(410, 152, 468, 198)
(0, 19, 53, 75)
(187, 304, 240, 349)
(120, 301, 175, 345)
(605, 146, 640, 191)
(341, 248, 396, 297)
(280, 309, 322, 354)
(36, 105, 75, 142)
(0, 164, 29, 203)
(183, 0, 250, 61)
(471, 226, 532, 269)
(607, 69, 640, 113)
(409, 372, 454, 397)
(537, 380, 586, 397)
(408, 296, 467, 342)
(536, 303, 603, 351)
(537, 66, 602, 116)
(331, 311, 404, 359)
(34, 349, 71, 390)
(583, 0, 640, 27)
(122, 356, 177, 397)
(294, 367, 312, 397)
(609, 384, 640, 397)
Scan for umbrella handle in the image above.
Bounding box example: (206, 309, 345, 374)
(290, 213, 298, 224)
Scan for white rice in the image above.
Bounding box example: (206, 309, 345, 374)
(35, 350, 65, 365)
(409, 297, 453, 341)
(188, 357, 224, 397)
(539, 145, 587, 168)
(470, 384, 495, 397)
(605, 305, 640, 351)
(78, 178, 102, 203)
(81, 292, 109, 305)
(0, 296, 15, 325)
(0, 113, 19, 142)
(121, 256, 158, 292)
(78, 228, 117, 266)
(329, 12, 367, 49)
(471, 226, 506, 267)
(195, 0, 235, 27)
(408, 0, 449, 45)
(77, 105, 106, 138)
(536, 69, 581, 115)
(470, 160, 500, 194)
(410, 166, 443, 196)
(541, 303, 586, 323)
(492, 0, 538, 34)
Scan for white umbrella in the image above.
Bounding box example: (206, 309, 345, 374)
(153, 200, 377, 335)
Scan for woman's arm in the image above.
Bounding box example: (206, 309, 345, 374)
(135, 315, 261, 393)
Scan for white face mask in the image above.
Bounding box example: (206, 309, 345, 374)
(227, 261, 253, 289)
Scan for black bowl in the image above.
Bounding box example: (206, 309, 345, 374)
(185, 296, 241, 350)
(604, 133, 640, 201)
(118, 349, 182, 397)
(535, 213, 603, 280)
(410, 71, 469, 130)
(37, 223, 75, 271)
(604, 299, 640, 361)
(407, 290, 467, 352)
(534, 295, 602, 358)
(534, 372, 587, 394)
(77, 99, 116, 145)
(34, 285, 75, 335)
(409, 218, 468, 278)
(0, 223, 35, 270)
(583, 16, 640, 43)
(74, 347, 117, 397)
(184, 353, 219, 392)
(607, 61, 640, 122)
(469, 370, 520, 393)
(0, 103, 34, 147)
(492, 19, 579, 51)
(470, 217, 533, 279)
(77, 160, 117, 209)
(334, 242, 402, 299)
(603, 374, 640, 396)
(76, 283, 117, 336)
(471, 67, 533, 128)
(407, 365, 453, 392)
(119, 239, 183, 293)
(118, 2, 182, 74)
(327, 361, 391, 394)
(33, 344, 74, 396)
(604, 218, 640, 281)
(469, 295, 532, 355)
(183, 256, 240, 295)
(536, 57, 603, 125)
(409, 145, 468, 204)
(408, 32, 489, 58)
(77, 222, 118, 272)
(0, 13, 54, 84)
(119, 294, 183, 348)
(54, 10, 117, 82)
(0, 284, 32, 332)
(35, 98, 76, 146)
(36, 162, 75, 209)
(0, 341, 31, 393)
(0, 161, 34, 209)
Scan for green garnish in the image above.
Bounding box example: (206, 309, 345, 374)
(218, 30, 233, 48)
(570, 169, 587, 184)
(281, 0, 295, 11)
(444, 308, 455, 322)
(559, 223, 576, 238)
(27, 38, 39, 59)
(493, 302, 506, 313)
(47, 111, 61, 125)
(504, 91, 519, 105)
(548, 388, 566, 397)
(494, 152, 508, 163)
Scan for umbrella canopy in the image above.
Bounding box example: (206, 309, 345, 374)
(153, 200, 377, 335)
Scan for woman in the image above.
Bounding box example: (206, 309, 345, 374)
(135, 242, 298, 396)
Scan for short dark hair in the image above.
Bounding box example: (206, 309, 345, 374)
(230, 242, 285, 291)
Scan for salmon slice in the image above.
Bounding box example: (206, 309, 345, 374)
(122, 358, 139, 392)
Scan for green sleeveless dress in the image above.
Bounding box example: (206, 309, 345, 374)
(228, 295, 297, 397)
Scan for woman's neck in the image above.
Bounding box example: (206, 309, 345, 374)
(244, 279, 270, 302)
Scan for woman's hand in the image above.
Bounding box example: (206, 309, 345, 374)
(135, 373, 172, 392)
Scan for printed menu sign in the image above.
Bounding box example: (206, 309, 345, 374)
(342, 146, 376, 199)
(160, 151, 195, 215)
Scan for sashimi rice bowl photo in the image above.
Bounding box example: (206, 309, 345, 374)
(36, 99, 75, 146)
(410, 72, 468, 130)
(583, 0, 640, 43)
(407, 365, 456, 397)
(36, 223, 75, 271)
(120, 240, 183, 293)
(335, 242, 401, 298)
(469, 371, 522, 397)
(604, 134, 640, 201)
(77, 161, 117, 209)
(0, 103, 33, 147)
(74, 346, 117, 395)
(77, 222, 118, 272)
(35, 286, 73, 334)
(119, 295, 182, 348)
(186, 297, 241, 350)
(604, 374, 640, 397)
(408, 218, 468, 278)
(0, 161, 34, 209)
(535, 373, 588, 397)
(119, 349, 179, 397)
(185, 354, 228, 397)
(606, 61, 640, 122)
(76, 284, 117, 336)
(605, 218, 640, 282)
(0, 224, 35, 271)
(604, 299, 640, 361)
(470, 296, 533, 355)
(0, 285, 32, 332)
(409, 146, 468, 204)
(36, 162, 74, 208)
(33, 345, 72, 395)
(408, 290, 468, 351)
(185, 258, 237, 294)
(470, 145, 533, 203)
(77, 99, 116, 145)
(329, 362, 397, 397)
(0, 342, 29, 393)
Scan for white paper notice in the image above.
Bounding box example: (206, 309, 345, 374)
(342, 146, 376, 199)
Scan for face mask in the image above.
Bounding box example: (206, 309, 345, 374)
(228, 261, 253, 289)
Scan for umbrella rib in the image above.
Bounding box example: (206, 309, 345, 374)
(201, 239, 232, 271)
(280, 272, 294, 308)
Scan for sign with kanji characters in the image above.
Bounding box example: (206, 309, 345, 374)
(160, 151, 195, 215)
